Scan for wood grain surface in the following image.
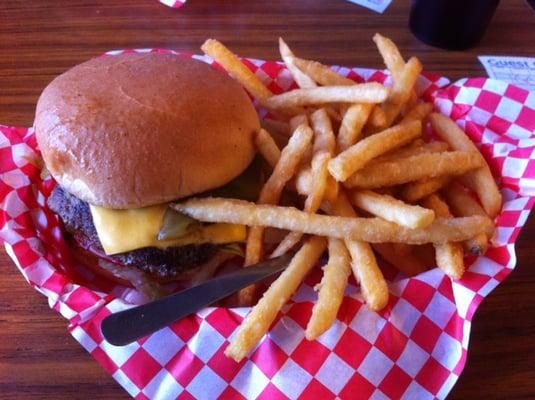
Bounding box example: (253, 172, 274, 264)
(1, 1, 534, 399)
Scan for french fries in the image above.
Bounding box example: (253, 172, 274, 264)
(429, 113, 502, 217)
(226, 236, 327, 362)
(345, 151, 483, 189)
(201, 39, 273, 105)
(198, 35, 503, 360)
(329, 120, 422, 181)
(174, 198, 493, 245)
(265, 83, 389, 109)
(350, 189, 435, 229)
(421, 194, 465, 279)
(306, 238, 351, 340)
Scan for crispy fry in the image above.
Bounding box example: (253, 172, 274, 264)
(372, 243, 428, 276)
(368, 106, 388, 131)
(401, 176, 451, 203)
(225, 236, 327, 362)
(279, 38, 317, 89)
(310, 108, 336, 155)
(201, 39, 273, 104)
(373, 33, 405, 82)
(329, 120, 422, 181)
(350, 189, 435, 229)
(174, 198, 494, 245)
(255, 129, 281, 169)
(293, 57, 356, 86)
(429, 113, 502, 217)
(326, 193, 389, 310)
(265, 83, 389, 109)
(443, 182, 491, 255)
(242, 124, 313, 304)
(306, 237, 351, 340)
(337, 103, 374, 152)
(295, 167, 339, 202)
(375, 140, 448, 164)
(401, 102, 434, 123)
(345, 151, 483, 189)
(421, 194, 465, 279)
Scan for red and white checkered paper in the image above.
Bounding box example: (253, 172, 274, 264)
(1, 49, 535, 400)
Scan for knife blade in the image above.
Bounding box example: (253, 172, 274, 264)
(101, 252, 294, 346)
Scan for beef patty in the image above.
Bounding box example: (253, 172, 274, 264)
(47, 187, 218, 280)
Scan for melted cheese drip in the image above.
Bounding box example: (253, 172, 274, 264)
(89, 204, 245, 255)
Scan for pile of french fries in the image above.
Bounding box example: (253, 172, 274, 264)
(175, 34, 502, 362)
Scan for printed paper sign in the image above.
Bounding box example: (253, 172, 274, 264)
(345, 0, 393, 14)
(479, 56, 535, 91)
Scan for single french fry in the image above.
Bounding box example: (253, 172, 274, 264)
(401, 176, 451, 203)
(201, 39, 273, 104)
(402, 91, 419, 116)
(295, 167, 339, 202)
(443, 182, 491, 255)
(293, 57, 356, 86)
(345, 151, 483, 189)
(279, 38, 317, 89)
(373, 33, 405, 82)
(350, 189, 435, 229)
(326, 192, 389, 310)
(374, 140, 448, 164)
(429, 113, 502, 217)
(372, 243, 428, 276)
(368, 106, 388, 132)
(265, 83, 389, 109)
(255, 129, 281, 169)
(225, 236, 327, 362)
(306, 238, 351, 340)
(336, 103, 374, 152)
(175, 198, 494, 245)
(401, 102, 434, 123)
(329, 120, 422, 182)
(241, 124, 313, 304)
(421, 194, 465, 279)
(310, 108, 336, 155)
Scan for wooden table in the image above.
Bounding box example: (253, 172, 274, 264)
(1, 1, 534, 398)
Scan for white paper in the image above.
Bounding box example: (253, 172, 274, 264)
(345, 0, 393, 14)
(479, 56, 535, 92)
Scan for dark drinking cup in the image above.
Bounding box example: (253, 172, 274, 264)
(409, 0, 500, 50)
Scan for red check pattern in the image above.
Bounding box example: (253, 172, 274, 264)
(1, 49, 534, 399)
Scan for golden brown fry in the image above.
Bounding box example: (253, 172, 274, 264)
(350, 189, 435, 229)
(327, 193, 389, 310)
(374, 140, 448, 164)
(401, 102, 434, 123)
(373, 33, 405, 82)
(443, 182, 491, 255)
(368, 106, 388, 132)
(329, 120, 422, 182)
(372, 243, 428, 276)
(345, 151, 483, 189)
(310, 108, 336, 155)
(429, 113, 502, 217)
(293, 57, 356, 86)
(255, 129, 281, 169)
(402, 91, 419, 116)
(242, 124, 313, 304)
(337, 103, 374, 152)
(201, 39, 273, 104)
(295, 167, 339, 202)
(279, 38, 317, 89)
(175, 198, 494, 245)
(265, 83, 389, 109)
(421, 194, 465, 279)
(401, 176, 451, 203)
(225, 236, 327, 362)
(306, 238, 351, 340)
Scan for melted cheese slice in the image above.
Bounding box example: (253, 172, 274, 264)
(89, 204, 245, 255)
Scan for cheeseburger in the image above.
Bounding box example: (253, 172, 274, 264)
(35, 53, 260, 282)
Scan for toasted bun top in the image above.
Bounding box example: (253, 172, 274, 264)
(35, 53, 259, 209)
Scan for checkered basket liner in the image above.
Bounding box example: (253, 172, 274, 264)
(1, 49, 534, 400)
(159, 0, 187, 9)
